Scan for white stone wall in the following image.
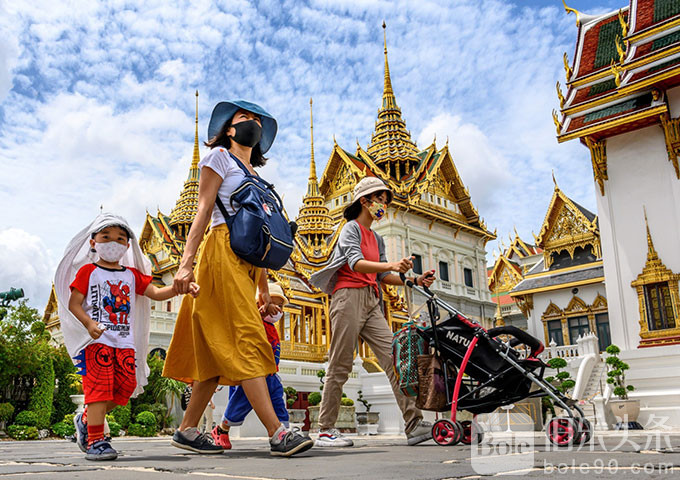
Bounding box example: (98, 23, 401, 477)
(527, 283, 607, 344)
(598, 119, 680, 350)
(373, 208, 494, 323)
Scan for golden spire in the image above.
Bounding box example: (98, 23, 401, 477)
(644, 208, 659, 262)
(367, 21, 420, 178)
(296, 97, 333, 245)
(169, 90, 201, 232)
(307, 97, 320, 197)
(382, 21, 394, 100)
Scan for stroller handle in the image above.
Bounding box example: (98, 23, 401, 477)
(487, 325, 544, 358)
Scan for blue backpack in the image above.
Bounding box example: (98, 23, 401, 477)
(215, 152, 295, 270)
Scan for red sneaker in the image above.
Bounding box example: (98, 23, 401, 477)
(211, 425, 232, 449)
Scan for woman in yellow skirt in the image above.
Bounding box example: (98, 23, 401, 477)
(163, 100, 313, 457)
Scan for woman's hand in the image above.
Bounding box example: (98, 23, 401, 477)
(417, 270, 436, 288)
(258, 290, 280, 317)
(390, 256, 414, 273)
(174, 265, 196, 295)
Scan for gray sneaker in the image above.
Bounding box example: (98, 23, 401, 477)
(315, 428, 354, 447)
(406, 419, 433, 446)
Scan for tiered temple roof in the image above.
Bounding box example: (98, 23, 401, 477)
(556, 0, 680, 168)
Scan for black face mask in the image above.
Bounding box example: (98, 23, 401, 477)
(230, 120, 262, 148)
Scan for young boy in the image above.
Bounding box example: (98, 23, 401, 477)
(63, 217, 198, 461)
(211, 282, 290, 448)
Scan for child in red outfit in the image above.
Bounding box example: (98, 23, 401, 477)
(68, 221, 199, 460)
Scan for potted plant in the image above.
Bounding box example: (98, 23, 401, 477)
(337, 395, 356, 432)
(307, 391, 322, 431)
(605, 345, 641, 430)
(355, 390, 379, 435)
(284, 387, 306, 425)
(67, 373, 85, 414)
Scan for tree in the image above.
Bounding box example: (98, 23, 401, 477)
(605, 345, 635, 400)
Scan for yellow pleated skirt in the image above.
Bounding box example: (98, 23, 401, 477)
(162, 224, 277, 386)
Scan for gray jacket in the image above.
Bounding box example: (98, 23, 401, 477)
(310, 220, 389, 295)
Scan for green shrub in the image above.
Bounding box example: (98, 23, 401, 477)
(0, 402, 15, 423)
(63, 413, 75, 425)
(108, 421, 122, 437)
(308, 392, 322, 406)
(135, 411, 157, 428)
(14, 411, 38, 427)
(111, 403, 131, 428)
(7, 424, 39, 440)
(133, 403, 153, 416)
(605, 344, 635, 400)
(340, 397, 354, 407)
(50, 348, 77, 424)
(51, 421, 75, 438)
(127, 423, 156, 437)
(27, 357, 55, 429)
(146, 403, 168, 430)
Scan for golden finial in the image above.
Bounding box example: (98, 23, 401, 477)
(618, 9, 628, 38)
(556, 81, 565, 109)
(563, 52, 573, 81)
(382, 21, 394, 96)
(562, 0, 581, 26)
(308, 97, 319, 185)
(552, 109, 562, 135)
(514, 225, 519, 238)
(192, 90, 200, 169)
(615, 35, 626, 63)
(609, 60, 621, 87)
(552, 169, 558, 187)
(446, 135, 449, 146)
(643, 207, 659, 261)
(532, 230, 539, 244)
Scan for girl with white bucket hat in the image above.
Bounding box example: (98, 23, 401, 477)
(310, 176, 436, 447)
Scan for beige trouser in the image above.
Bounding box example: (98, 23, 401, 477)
(318, 286, 422, 433)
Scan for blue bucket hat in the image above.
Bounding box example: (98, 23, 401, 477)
(207, 100, 278, 154)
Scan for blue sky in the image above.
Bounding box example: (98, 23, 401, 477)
(0, 0, 625, 308)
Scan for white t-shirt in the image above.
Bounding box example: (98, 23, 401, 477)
(199, 147, 247, 227)
(70, 264, 152, 350)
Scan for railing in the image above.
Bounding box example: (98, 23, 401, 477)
(516, 331, 600, 361)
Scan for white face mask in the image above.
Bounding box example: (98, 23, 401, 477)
(94, 241, 129, 263)
(264, 311, 283, 324)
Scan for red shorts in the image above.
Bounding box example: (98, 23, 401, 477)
(82, 343, 136, 406)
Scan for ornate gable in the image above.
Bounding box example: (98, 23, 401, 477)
(488, 255, 523, 293)
(535, 182, 600, 268)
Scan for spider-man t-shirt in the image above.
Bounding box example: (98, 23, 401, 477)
(70, 264, 152, 350)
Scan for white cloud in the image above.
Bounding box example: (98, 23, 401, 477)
(418, 113, 512, 215)
(0, 228, 54, 309)
(0, 2, 20, 102)
(0, 0, 610, 307)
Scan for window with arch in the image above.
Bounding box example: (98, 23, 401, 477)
(463, 267, 474, 288)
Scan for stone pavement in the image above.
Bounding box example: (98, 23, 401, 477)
(0, 431, 679, 479)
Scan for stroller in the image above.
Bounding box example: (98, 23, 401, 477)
(395, 272, 591, 447)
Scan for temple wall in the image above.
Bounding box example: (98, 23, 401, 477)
(598, 123, 680, 350)
(527, 283, 607, 344)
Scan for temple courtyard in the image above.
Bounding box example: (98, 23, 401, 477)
(1, 431, 680, 479)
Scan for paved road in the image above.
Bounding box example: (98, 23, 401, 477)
(0, 432, 679, 479)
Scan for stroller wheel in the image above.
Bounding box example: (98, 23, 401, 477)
(576, 418, 592, 444)
(458, 420, 484, 445)
(432, 419, 461, 446)
(547, 417, 579, 447)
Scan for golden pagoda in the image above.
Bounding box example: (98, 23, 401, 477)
(168, 90, 201, 241)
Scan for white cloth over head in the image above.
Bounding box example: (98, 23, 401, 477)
(54, 213, 152, 397)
